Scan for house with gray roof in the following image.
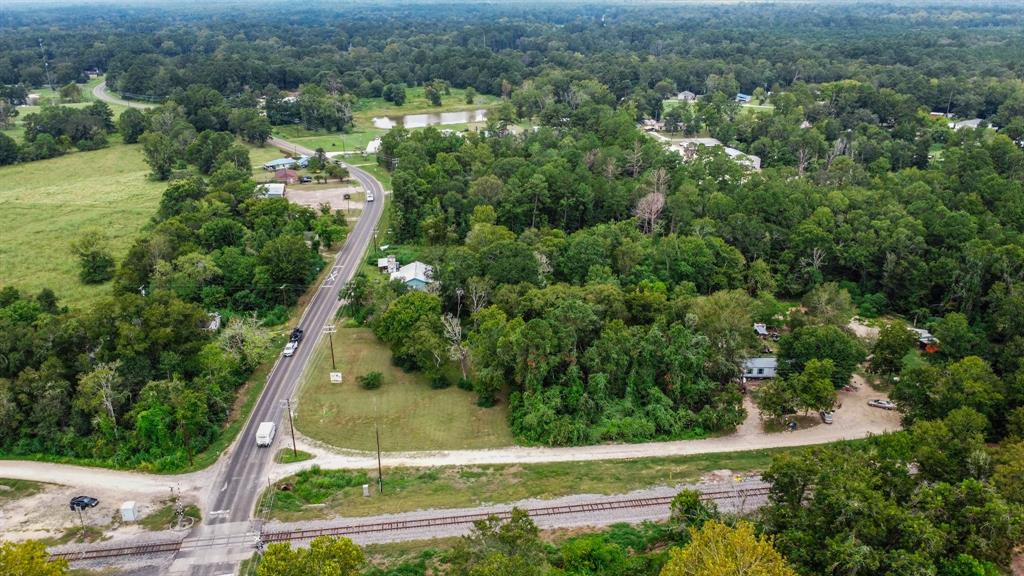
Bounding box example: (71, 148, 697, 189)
(390, 261, 433, 291)
(742, 357, 777, 379)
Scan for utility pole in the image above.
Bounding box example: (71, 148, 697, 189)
(324, 324, 337, 370)
(285, 398, 297, 458)
(375, 423, 383, 494)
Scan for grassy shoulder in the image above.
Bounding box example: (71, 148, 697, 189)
(0, 140, 165, 308)
(294, 326, 513, 452)
(138, 501, 201, 531)
(0, 478, 45, 505)
(276, 449, 315, 464)
(262, 448, 783, 522)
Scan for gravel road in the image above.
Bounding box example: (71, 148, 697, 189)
(273, 380, 900, 480)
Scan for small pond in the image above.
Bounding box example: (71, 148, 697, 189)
(371, 109, 489, 129)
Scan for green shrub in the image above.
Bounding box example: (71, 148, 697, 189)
(359, 371, 383, 390)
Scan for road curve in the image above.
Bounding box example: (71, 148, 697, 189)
(92, 80, 157, 109)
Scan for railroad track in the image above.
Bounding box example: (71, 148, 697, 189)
(49, 485, 770, 561)
(50, 540, 182, 561)
(262, 485, 771, 543)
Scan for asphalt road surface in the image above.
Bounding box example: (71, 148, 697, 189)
(92, 80, 156, 109)
(176, 139, 385, 575)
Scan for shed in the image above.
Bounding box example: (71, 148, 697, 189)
(676, 90, 696, 102)
(909, 327, 939, 353)
(753, 323, 769, 337)
(390, 261, 433, 291)
(735, 93, 752, 103)
(742, 357, 777, 379)
(120, 501, 139, 522)
(258, 182, 287, 198)
(273, 170, 298, 185)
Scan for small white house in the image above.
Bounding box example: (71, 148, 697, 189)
(743, 357, 777, 379)
(390, 261, 433, 290)
(257, 183, 286, 198)
(366, 137, 382, 154)
(676, 90, 697, 102)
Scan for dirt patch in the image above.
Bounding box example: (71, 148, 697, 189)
(0, 477, 194, 545)
(287, 186, 364, 212)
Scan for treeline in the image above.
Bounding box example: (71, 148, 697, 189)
(0, 101, 114, 165)
(0, 158, 348, 469)
(352, 77, 1024, 446)
(3, 2, 1024, 121)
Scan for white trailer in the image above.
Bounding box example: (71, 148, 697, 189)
(255, 422, 276, 447)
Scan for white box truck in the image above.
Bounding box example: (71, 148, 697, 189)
(255, 422, 276, 447)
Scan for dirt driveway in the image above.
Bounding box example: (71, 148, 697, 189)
(277, 374, 902, 478)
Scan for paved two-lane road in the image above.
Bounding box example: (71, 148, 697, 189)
(175, 141, 385, 575)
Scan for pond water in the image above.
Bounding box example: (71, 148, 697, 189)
(371, 109, 489, 129)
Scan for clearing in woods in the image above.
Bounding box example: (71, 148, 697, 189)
(295, 326, 513, 452)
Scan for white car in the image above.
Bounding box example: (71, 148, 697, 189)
(867, 399, 897, 410)
(283, 341, 298, 357)
(820, 411, 834, 424)
(366, 192, 375, 202)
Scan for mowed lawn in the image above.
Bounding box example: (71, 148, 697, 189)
(296, 327, 513, 451)
(0, 143, 164, 307)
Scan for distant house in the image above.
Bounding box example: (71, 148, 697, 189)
(723, 147, 762, 171)
(743, 357, 777, 379)
(257, 182, 286, 198)
(909, 327, 939, 353)
(670, 137, 760, 170)
(262, 155, 309, 171)
(754, 323, 770, 337)
(948, 118, 993, 131)
(273, 169, 299, 184)
(735, 93, 752, 104)
(676, 90, 697, 102)
(799, 120, 813, 129)
(366, 137, 382, 154)
(25, 93, 41, 106)
(390, 261, 433, 291)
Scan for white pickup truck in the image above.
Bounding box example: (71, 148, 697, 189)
(255, 422, 276, 447)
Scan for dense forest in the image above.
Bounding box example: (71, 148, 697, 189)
(1, 2, 1024, 572)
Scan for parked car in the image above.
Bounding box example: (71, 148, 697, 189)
(820, 411, 834, 424)
(289, 328, 304, 342)
(70, 496, 99, 511)
(867, 399, 897, 410)
(299, 176, 313, 184)
(366, 192, 375, 202)
(283, 341, 298, 357)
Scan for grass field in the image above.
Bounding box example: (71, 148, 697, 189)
(295, 326, 512, 452)
(351, 86, 498, 123)
(0, 141, 165, 307)
(4, 77, 128, 142)
(0, 478, 45, 506)
(267, 86, 498, 159)
(271, 124, 387, 156)
(263, 448, 785, 521)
